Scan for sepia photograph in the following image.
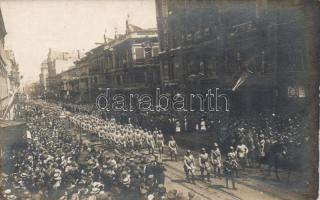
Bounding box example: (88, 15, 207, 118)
(0, 0, 319, 199)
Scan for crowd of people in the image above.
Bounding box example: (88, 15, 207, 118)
(1, 99, 310, 199)
(1, 102, 200, 200)
(77, 101, 308, 179)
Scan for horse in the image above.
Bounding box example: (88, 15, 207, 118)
(265, 140, 296, 182)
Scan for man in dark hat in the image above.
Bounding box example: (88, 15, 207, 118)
(151, 155, 166, 185)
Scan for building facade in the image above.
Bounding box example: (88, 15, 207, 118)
(155, 0, 314, 113)
(0, 9, 21, 120)
(61, 21, 160, 103)
(39, 60, 49, 95)
(0, 8, 8, 117)
(5, 50, 20, 94)
(45, 49, 83, 99)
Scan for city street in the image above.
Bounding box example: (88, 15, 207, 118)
(61, 101, 307, 200)
(0, 1, 318, 200)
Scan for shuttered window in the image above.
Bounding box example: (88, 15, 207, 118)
(135, 47, 144, 60)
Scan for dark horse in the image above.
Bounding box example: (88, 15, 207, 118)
(265, 140, 297, 182)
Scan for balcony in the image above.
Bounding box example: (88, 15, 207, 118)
(133, 57, 159, 66)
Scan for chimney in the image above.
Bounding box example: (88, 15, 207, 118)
(104, 29, 107, 43)
(114, 26, 118, 39)
(126, 14, 130, 34)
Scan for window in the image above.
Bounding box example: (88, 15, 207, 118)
(135, 72, 145, 83)
(116, 75, 121, 86)
(298, 87, 305, 98)
(135, 47, 144, 60)
(288, 86, 306, 98)
(163, 64, 169, 80)
(144, 47, 152, 59)
(288, 86, 297, 98)
(152, 47, 159, 57)
(207, 58, 217, 77)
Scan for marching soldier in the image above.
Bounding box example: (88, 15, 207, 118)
(147, 132, 155, 155)
(119, 132, 126, 152)
(168, 136, 178, 161)
(211, 143, 222, 178)
(198, 148, 211, 182)
(228, 146, 238, 177)
(184, 150, 195, 183)
(134, 131, 141, 150)
(228, 146, 237, 159)
(156, 131, 165, 157)
(223, 153, 238, 190)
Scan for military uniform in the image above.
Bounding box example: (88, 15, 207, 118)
(223, 155, 238, 189)
(211, 143, 222, 178)
(168, 137, 178, 161)
(156, 133, 164, 155)
(184, 150, 195, 183)
(199, 148, 210, 181)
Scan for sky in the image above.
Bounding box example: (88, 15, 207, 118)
(0, 0, 157, 84)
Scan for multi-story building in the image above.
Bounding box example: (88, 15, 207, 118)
(0, 8, 8, 115)
(0, 8, 9, 119)
(155, 0, 315, 113)
(39, 59, 49, 95)
(5, 50, 20, 94)
(104, 23, 160, 94)
(45, 49, 83, 98)
(70, 21, 160, 103)
(0, 9, 21, 121)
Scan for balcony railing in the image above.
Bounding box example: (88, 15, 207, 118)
(134, 57, 160, 66)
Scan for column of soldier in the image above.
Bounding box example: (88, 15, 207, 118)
(1, 103, 201, 200)
(70, 108, 308, 192)
(70, 112, 245, 191)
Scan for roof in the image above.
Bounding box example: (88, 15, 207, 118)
(127, 24, 143, 32)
